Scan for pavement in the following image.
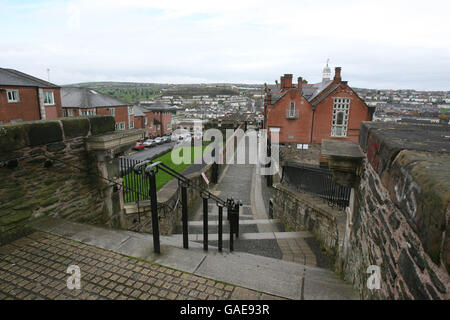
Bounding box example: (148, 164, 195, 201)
(0, 228, 280, 300)
(2, 217, 357, 300)
(182, 135, 331, 268)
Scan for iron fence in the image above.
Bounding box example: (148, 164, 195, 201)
(119, 157, 150, 203)
(281, 162, 351, 210)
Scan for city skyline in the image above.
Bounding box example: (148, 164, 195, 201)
(1, 0, 449, 91)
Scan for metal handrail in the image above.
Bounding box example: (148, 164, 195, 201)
(132, 158, 239, 253)
(133, 160, 227, 206)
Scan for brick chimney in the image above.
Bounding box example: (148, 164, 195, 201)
(334, 67, 342, 81)
(297, 77, 303, 91)
(284, 74, 293, 88)
(267, 88, 272, 105)
(275, 80, 278, 87)
(280, 76, 285, 89)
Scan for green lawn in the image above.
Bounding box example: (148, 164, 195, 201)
(123, 144, 211, 203)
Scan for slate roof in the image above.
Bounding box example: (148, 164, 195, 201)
(139, 103, 178, 112)
(0, 68, 59, 88)
(133, 106, 146, 117)
(266, 79, 334, 105)
(61, 87, 129, 108)
(303, 80, 333, 102)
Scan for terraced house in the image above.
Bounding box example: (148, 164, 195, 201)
(0, 68, 62, 124)
(264, 64, 375, 145)
(61, 87, 135, 131)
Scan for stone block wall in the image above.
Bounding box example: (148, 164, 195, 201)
(341, 122, 450, 300)
(272, 121, 449, 300)
(273, 183, 346, 265)
(0, 116, 117, 244)
(343, 159, 449, 299)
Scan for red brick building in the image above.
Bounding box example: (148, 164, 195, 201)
(264, 65, 374, 144)
(133, 106, 157, 137)
(61, 87, 135, 130)
(136, 103, 175, 137)
(0, 68, 62, 124)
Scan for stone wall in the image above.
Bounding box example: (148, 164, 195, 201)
(273, 183, 346, 265)
(272, 121, 450, 300)
(0, 116, 118, 244)
(340, 122, 450, 300)
(342, 158, 449, 299)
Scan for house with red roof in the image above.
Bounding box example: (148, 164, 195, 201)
(264, 64, 374, 145)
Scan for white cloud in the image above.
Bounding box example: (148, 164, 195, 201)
(1, 0, 449, 90)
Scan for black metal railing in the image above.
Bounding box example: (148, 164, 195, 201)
(120, 157, 151, 203)
(281, 163, 351, 210)
(132, 159, 241, 254)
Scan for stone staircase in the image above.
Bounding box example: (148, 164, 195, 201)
(171, 201, 328, 268)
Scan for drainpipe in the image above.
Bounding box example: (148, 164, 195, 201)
(310, 106, 315, 143)
(36, 87, 42, 120)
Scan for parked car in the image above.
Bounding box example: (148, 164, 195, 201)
(133, 142, 145, 151)
(161, 136, 170, 143)
(143, 139, 155, 148)
(154, 137, 163, 145)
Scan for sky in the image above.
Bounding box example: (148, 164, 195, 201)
(1, 0, 449, 90)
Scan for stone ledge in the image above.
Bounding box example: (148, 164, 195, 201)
(273, 183, 345, 221)
(0, 116, 116, 153)
(85, 129, 144, 151)
(321, 139, 364, 187)
(359, 121, 450, 175)
(359, 121, 450, 271)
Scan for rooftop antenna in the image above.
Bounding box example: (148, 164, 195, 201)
(326, 58, 330, 67)
(47, 68, 50, 82)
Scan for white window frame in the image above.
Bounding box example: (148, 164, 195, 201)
(115, 122, 125, 131)
(331, 98, 350, 137)
(269, 127, 280, 133)
(43, 91, 55, 105)
(68, 109, 74, 117)
(144, 118, 148, 126)
(81, 109, 96, 116)
(128, 106, 134, 115)
(109, 108, 115, 116)
(129, 121, 134, 129)
(289, 101, 295, 117)
(6, 89, 19, 102)
(149, 121, 153, 128)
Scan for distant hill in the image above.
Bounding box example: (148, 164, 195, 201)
(63, 81, 167, 89)
(63, 81, 263, 101)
